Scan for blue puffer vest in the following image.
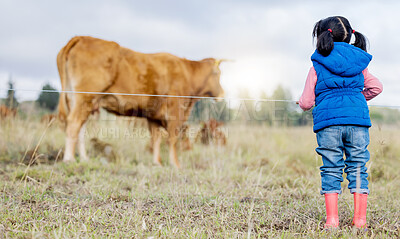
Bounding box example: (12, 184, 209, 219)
(311, 42, 373, 132)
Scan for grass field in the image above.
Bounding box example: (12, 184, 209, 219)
(0, 117, 399, 238)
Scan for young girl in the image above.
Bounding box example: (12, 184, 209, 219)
(298, 16, 383, 229)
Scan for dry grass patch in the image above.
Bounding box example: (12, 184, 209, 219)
(0, 119, 399, 237)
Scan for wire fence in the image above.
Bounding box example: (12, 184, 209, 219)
(3, 88, 294, 102)
(2, 88, 400, 108)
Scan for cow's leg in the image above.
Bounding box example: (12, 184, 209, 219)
(148, 120, 162, 166)
(78, 122, 89, 161)
(167, 122, 181, 169)
(165, 100, 196, 169)
(63, 97, 92, 162)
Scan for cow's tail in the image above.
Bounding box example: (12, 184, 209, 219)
(57, 36, 80, 124)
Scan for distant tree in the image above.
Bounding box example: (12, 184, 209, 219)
(370, 109, 384, 123)
(5, 77, 18, 109)
(270, 85, 292, 126)
(189, 100, 203, 122)
(189, 99, 231, 123)
(236, 88, 254, 123)
(370, 108, 400, 125)
(254, 91, 273, 125)
(211, 100, 231, 122)
(258, 84, 313, 127)
(37, 83, 59, 111)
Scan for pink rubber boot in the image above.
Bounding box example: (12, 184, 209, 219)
(352, 193, 368, 228)
(324, 193, 339, 229)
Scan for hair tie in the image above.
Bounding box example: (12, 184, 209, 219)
(352, 29, 356, 33)
(327, 29, 333, 33)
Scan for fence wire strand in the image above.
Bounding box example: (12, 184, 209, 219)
(2, 88, 399, 108)
(3, 88, 295, 102)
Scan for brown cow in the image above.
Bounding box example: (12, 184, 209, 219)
(196, 119, 227, 146)
(57, 36, 224, 168)
(0, 105, 17, 118)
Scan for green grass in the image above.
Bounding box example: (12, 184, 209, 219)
(0, 118, 399, 238)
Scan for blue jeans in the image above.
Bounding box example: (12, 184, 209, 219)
(316, 126, 370, 195)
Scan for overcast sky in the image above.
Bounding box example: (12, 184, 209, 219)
(0, 0, 399, 107)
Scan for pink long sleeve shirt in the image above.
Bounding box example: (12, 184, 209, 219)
(299, 67, 383, 111)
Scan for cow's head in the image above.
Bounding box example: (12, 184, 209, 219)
(201, 58, 226, 101)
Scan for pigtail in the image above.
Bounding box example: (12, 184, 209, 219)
(312, 20, 321, 39)
(352, 31, 368, 52)
(317, 31, 334, 56)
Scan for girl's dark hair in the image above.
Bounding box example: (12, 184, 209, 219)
(312, 16, 368, 56)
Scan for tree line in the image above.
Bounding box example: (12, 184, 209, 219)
(2, 78, 59, 112)
(2, 80, 399, 126)
(189, 85, 313, 126)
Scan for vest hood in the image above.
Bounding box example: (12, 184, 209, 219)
(311, 42, 372, 77)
